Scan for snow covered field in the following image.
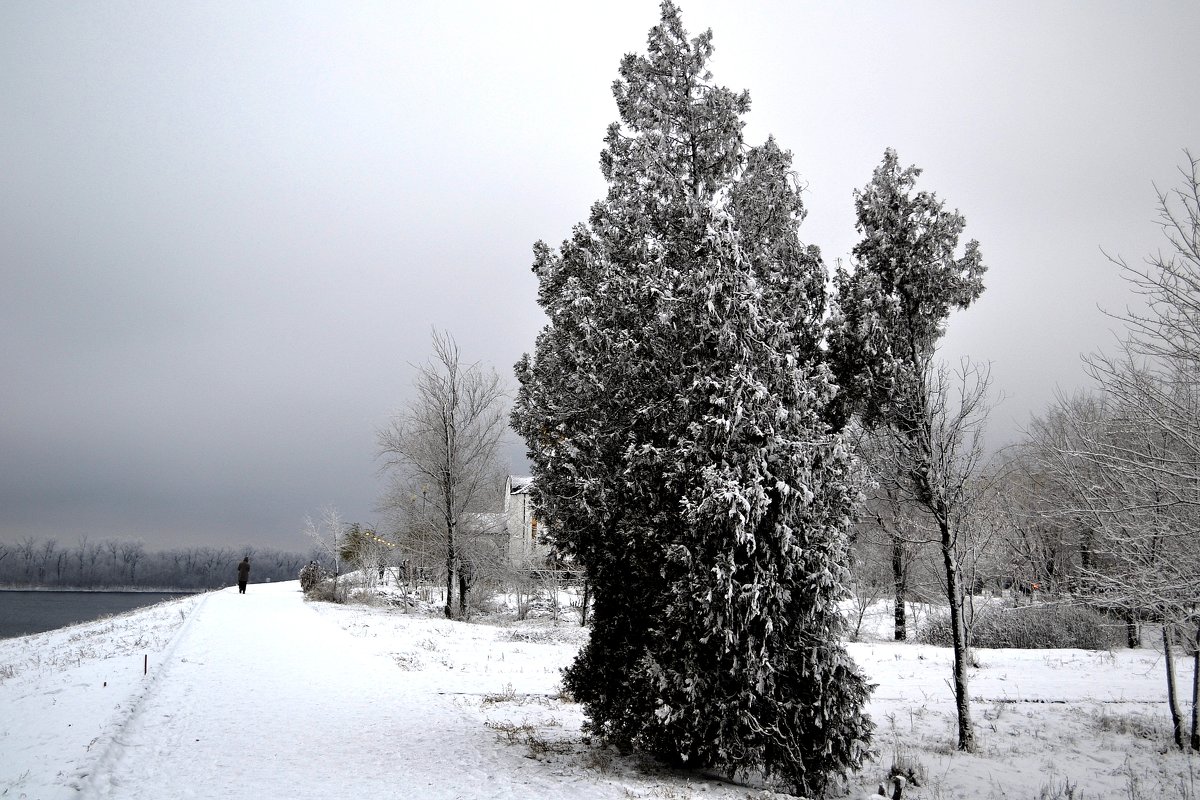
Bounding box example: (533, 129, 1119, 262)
(1, 581, 1196, 799)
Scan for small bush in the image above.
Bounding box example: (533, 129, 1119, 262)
(299, 562, 325, 594)
(304, 579, 346, 604)
(918, 603, 1122, 650)
(581, 744, 615, 773)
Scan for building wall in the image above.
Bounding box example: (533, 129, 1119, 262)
(503, 476, 548, 565)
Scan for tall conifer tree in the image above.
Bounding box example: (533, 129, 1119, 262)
(829, 149, 986, 751)
(512, 4, 872, 794)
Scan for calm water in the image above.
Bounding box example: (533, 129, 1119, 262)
(0, 590, 192, 639)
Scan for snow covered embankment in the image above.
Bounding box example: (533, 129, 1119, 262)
(0, 591, 206, 798)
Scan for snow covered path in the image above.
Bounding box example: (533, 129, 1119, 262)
(78, 582, 611, 800)
(6, 583, 1198, 799)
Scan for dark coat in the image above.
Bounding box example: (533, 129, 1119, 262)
(237, 559, 250, 581)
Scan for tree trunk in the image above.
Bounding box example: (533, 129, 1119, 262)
(444, 530, 456, 619)
(458, 564, 470, 618)
(941, 517, 975, 752)
(1163, 622, 1186, 750)
(579, 580, 591, 627)
(1191, 619, 1199, 752)
(892, 535, 907, 641)
(443, 407, 457, 619)
(1125, 612, 1141, 649)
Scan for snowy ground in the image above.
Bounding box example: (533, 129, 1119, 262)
(1, 581, 1196, 800)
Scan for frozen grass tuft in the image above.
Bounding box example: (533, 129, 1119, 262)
(1095, 710, 1164, 740)
(481, 682, 518, 705)
(1037, 773, 1083, 800)
(484, 718, 536, 744)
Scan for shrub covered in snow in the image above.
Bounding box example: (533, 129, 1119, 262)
(304, 579, 347, 604)
(298, 561, 325, 595)
(919, 603, 1121, 650)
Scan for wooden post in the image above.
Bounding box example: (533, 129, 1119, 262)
(143, 654, 147, 676)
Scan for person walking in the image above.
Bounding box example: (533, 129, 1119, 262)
(237, 557, 250, 594)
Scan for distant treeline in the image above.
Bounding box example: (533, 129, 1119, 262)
(0, 537, 315, 590)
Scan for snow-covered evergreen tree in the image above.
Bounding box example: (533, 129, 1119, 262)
(828, 149, 986, 752)
(512, 4, 872, 794)
(828, 150, 985, 431)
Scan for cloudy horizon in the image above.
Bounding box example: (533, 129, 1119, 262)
(3, 2, 1198, 552)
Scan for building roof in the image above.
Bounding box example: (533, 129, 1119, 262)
(508, 476, 534, 494)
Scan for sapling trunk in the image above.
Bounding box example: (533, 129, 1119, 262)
(941, 517, 975, 752)
(892, 536, 907, 641)
(458, 569, 469, 618)
(444, 539, 455, 619)
(1190, 619, 1199, 751)
(1125, 611, 1140, 649)
(1163, 622, 1186, 750)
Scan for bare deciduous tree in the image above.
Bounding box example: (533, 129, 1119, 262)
(120, 541, 145, 585)
(304, 504, 347, 599)
(1027, 153, 1200, 752)
(377, 330, 508, 619)
(849, 422, 940, 642)
(0, 537, 308, 589)
(873, 360, 996, 751)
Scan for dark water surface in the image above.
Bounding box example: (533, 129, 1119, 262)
(0, 590, 193, 639)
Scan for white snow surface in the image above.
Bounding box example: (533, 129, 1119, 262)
(2, 581, 1197, 799)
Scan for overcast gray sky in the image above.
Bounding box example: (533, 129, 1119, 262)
(2, 2, 1198, 552)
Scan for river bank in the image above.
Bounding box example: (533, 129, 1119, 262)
(0, 588, 201, 639)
